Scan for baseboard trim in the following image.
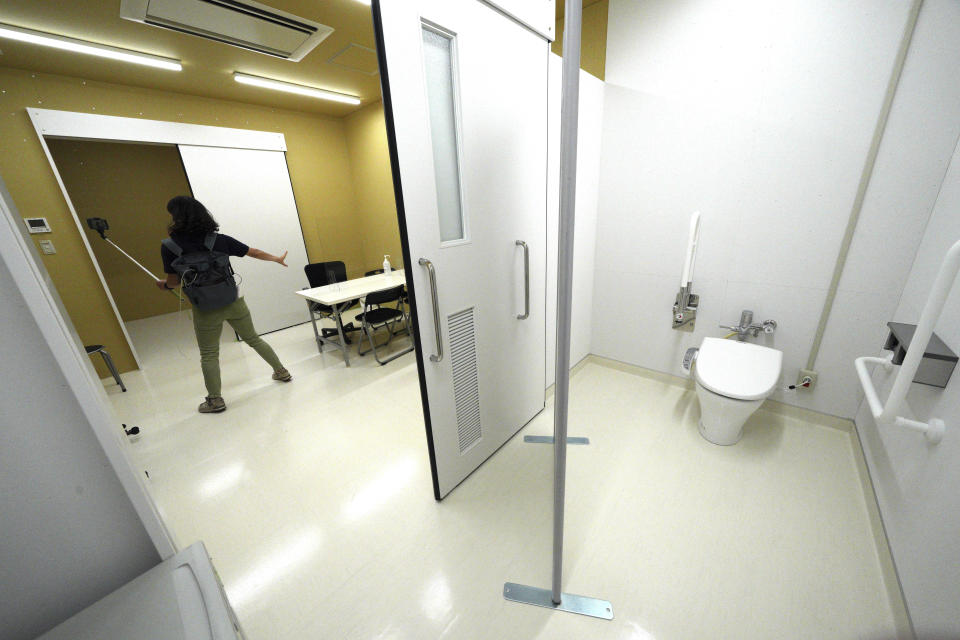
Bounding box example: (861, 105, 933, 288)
(850, 423, 915, 638)
(583, 355, 853, 430)
(758, 399, 853, 433)
(544, 354, 592, 399)
(583, 354, 695, 389)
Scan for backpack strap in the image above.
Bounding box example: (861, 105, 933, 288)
(203, 232, 218, 251)
(161, 238, 183, 256)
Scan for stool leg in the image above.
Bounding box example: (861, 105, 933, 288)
(99, 348, 126, 392)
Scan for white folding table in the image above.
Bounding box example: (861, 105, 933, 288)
(296, 269, 407, 366)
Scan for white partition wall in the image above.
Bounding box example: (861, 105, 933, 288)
(178, 146, 310, 335)
(592, 0, 929, 418)
(857, 133, 960, 637)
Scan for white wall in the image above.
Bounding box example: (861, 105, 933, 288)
(546, 55, 603, 387)
(816, 0, 960, 419)
(0, 254, 158, 639)
(593, 0, 960, 630)
(592, 0, 927, 418)
(856, 130, 960, 637)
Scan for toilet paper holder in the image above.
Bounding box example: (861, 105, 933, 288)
(883, 322, 957, 388)
(854, 238, 960, 445)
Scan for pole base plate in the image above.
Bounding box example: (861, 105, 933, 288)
(523, 435, 590, 445)
(503, 582, 613, 619)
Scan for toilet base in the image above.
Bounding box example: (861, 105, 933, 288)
(694, 380, 765, 446)
(698, 420, 742, 446)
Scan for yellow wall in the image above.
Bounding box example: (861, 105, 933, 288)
(47, 140, 192, 322)
(552, 0, 609, 80)
(344, 101, 402, 274)
(0, 66, 363, 375)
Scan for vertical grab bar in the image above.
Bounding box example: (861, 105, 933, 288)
(516, 240, 530, 320)
(854, 237, 960, 444)
(680, 211, 701, 289)
(419, 258, 443, 363)
(673, 211, 701, 328)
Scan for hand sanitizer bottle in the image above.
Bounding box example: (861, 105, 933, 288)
(382, 255, 392, 274)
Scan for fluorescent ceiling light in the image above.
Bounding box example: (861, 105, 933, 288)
(234, 72, 361, 105)
(0, 23, 182, 71)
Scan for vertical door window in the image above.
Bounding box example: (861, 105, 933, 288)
(421, 25, 466, 244)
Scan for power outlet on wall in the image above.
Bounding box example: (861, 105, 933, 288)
(797, 369, 818, 390)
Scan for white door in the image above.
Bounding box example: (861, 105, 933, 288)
(177, 146, 310, 334)
(374, 0, 548, 498)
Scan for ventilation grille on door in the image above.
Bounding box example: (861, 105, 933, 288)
(449, 307, 481, 454)
(120, 0, 334, 61)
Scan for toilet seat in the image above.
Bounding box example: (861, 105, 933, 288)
(694, 337, 782, 400)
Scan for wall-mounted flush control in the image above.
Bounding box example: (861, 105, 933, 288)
(38, 239, 56, 255)
(795, 369, 817, 390)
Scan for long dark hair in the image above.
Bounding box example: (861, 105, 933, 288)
(166, 195, 219, 236)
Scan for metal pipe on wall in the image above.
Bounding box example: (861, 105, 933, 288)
(805, 0, 924, 372)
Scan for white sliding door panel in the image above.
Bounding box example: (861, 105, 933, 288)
(178, 146, 309, 334)
(376, 0, 548, 499)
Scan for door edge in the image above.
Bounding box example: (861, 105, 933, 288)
(371, 0, 442, 501)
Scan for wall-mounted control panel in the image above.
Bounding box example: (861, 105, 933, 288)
(24, 217, 51, 233)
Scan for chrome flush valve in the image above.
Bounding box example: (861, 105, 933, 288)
(720, 310, 778, 341)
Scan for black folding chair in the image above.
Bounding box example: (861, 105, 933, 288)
(85, 345, 126, 392)
(304, 261, 360, 348)
(355, 284, 413, 365)
(366, 269, 409, 317)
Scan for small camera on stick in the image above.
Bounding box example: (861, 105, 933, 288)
(86, 217, 110, 239)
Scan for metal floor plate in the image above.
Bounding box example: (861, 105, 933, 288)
(523, 435, 590, 445)
(503, 582, 613, 620)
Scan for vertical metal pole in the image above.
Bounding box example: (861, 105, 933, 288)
(504, 2, 610, 622)
(552, 0, 582, 606)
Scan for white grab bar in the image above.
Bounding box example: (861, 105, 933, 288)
(680, 211, 701, 287)
(854, 238, 960, 445)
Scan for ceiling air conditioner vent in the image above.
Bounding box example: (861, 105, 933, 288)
(120, 0, 333, 61)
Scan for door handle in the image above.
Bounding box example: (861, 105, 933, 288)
(516, 240, 530, 320)
(418, 258, 443, 362)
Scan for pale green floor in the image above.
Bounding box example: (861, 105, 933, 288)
(105, 314, 906, 639)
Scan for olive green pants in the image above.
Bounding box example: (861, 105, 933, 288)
(193, 297, 284, 398)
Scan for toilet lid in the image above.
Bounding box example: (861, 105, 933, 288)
(694, 337, 783, 400)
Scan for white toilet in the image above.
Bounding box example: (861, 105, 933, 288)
(693, 337, 783, 445)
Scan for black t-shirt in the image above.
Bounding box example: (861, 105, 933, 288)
(161, 232, 249, 274)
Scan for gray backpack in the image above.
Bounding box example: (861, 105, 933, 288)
(162, 232, 238, 310)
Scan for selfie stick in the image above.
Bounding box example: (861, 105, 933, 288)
(86, 217, 183, 300)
